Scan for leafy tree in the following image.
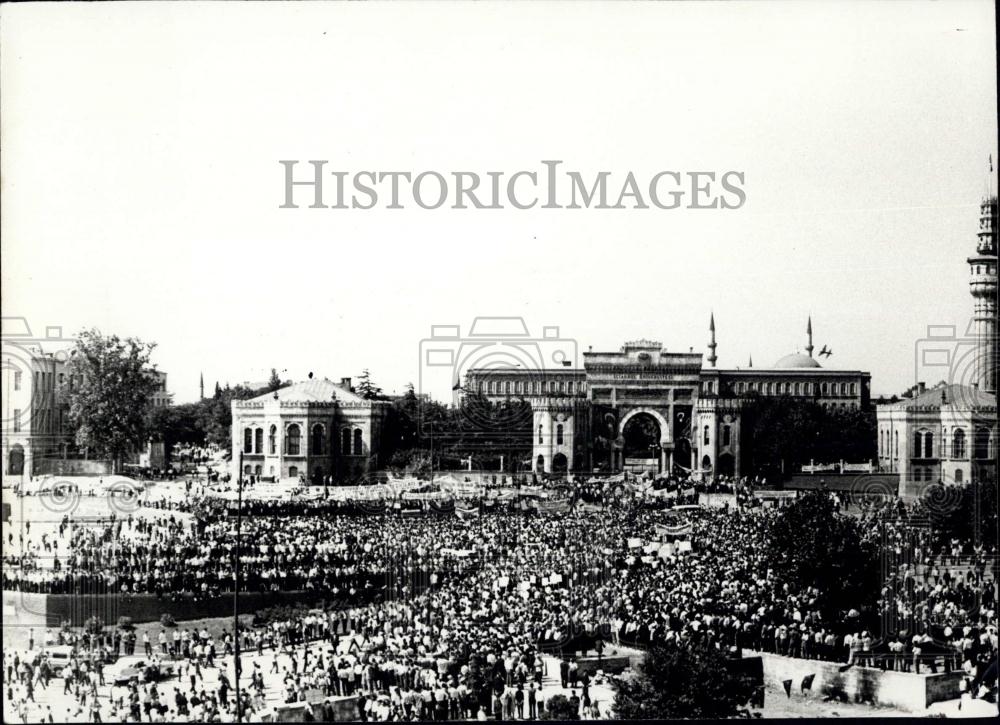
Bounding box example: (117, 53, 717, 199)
(614, 641, 756, 719)
(764, 490, 880, 621)
(355, 369, 383, 400)
(267, 368, 283, 392)
(741, 395, 875, 478)
(540, 694, 579, 720)
(62, 329, 160, 472)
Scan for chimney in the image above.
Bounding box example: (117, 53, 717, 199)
(341, 377, 352, 391)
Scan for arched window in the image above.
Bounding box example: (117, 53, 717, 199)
(894, 431, 898, 457)
(556, 424, 564, 445)
(952, 429, 966, 459)
(243, 464, 252, 475)
(549, 380, 556, 393)
(822, 382, 829, 395)
(538, 425, 544, 444)
(244, 428, 253, 454)
(505, 382, 511, 394)
(913, 432, 923, 458)
(254, 465, 262, 476)
(254, 428, 263, 454)
(954, 469, 963, 484)
(311, 424, 324, 455)
(722, 425, 731, 447)
(567, 382, 574, 394)
(269, 425, 277, 455)
(289, 466, 298, 478)
(487, 381, 494, 394)
(353, 428, 363, 456)
(342, 428, 351, 455)
(924, 431, 934, 459)
(974, 427, 991, 459)
(703, 425, 710, 445)
(286, 424, 301, 456)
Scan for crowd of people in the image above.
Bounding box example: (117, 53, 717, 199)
(3, 475, 998, 722)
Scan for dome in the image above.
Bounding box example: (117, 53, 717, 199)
(773, 353, 822, 369)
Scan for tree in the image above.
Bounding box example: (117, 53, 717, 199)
(764, 490, 880, 622)
(267, 368, 283, 392)
(62, 329, 159, 472)
(614, 641, 756, 719)
(540, 694, 579, 720)
(355, 369, 383, 400)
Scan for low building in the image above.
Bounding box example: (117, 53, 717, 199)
(231, 377, 388, 484)
(877, 382, 997, 495)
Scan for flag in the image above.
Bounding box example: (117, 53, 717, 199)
(452, 380, 462, 391)
(782, 679, 792, 698)
(801, 674, 815, 692)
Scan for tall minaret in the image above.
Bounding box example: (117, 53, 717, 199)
(707, 312, 718, 367)
(805, 316, 814, 358)
(199, 372, 205, 400)
(969, 171, 998, 394)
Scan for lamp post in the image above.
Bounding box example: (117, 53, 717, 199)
(233, 449, 243, 723)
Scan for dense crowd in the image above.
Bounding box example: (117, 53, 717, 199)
(3, 479, 998, 722)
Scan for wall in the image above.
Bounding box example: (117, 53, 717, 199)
(34, 459, 112, 476)
(755, 650, 961, 712)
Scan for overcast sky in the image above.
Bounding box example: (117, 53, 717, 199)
(2, 1, 997, 403)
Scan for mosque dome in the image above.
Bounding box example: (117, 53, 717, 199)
(773, 353, 822, 369)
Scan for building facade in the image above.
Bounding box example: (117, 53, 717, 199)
(231, 377, 388, 484)
(466, 322, 871, 478)
(876, 190, 998, 494)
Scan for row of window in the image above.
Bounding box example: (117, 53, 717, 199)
(704, 379, 858, 397)
(972, 264, 995, 276)
(538, 424, 566, 445)
(481, 379, 583, 396)
(878, 427, 993, 460)
(243, 424, 364, 457)
(702, 425, 733, 447)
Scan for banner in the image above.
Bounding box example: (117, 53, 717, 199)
(537, 498, 572, 515)
(627, 537, 643, 549)
(654, 522, 693, 538)
(455, 506, 480, 520)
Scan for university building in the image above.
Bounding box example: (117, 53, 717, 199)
(230, 377, 388, 484)
(465, 319, 870, 479)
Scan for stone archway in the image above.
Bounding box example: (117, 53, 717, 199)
(552, 452, 568, 474)
(619, 407, 671, 473)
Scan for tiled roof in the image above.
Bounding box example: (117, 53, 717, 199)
(248, 379, 365, 404)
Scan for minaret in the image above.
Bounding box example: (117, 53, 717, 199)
(707, 312, 718, 367)
(805, 316, 814, 358)
(748, 354, 753, 368)
(199, 372, 205, 400)
(969, 169, 998, 393)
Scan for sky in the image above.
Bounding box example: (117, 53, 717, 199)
(1, 1, 997, 404)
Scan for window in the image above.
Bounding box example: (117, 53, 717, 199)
(538, 425, 544, 444)
(487, 382, 494, 394)
(558, 381, 565, 393)
(269, 425, 277, 455)
(549, 381, 556, 393)
(952, 429, 966, 459)
(822, 382, 829, 395)
(722, 425, 731, 447)
(254, 428, 263, 454)
(13, 410, 20, 433)
(556, 424, 564, 445)
(567, 382, 574, 394)
(286, 424, 301, 456)
(289, 466, 298, 478)
(703, 425, 710, 445)
(505, 382, 511, 394)
(974, 427, 991, 459)
(244, 428, 253, 454)
(311, 424, 324, 455)
(954, 469, 963, 484)
(244, 464, 252, 475)
(13, 372, 21, 391)
(850, 383, 856, 396)
(894, 431, 898, 457)
(342, 428, 351, 455)
(353, 428, 363, 456)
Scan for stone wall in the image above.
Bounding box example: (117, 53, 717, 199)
(755, 650, 961, 712)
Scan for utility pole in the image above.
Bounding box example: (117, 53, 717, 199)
(234, 449, 243, 723)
